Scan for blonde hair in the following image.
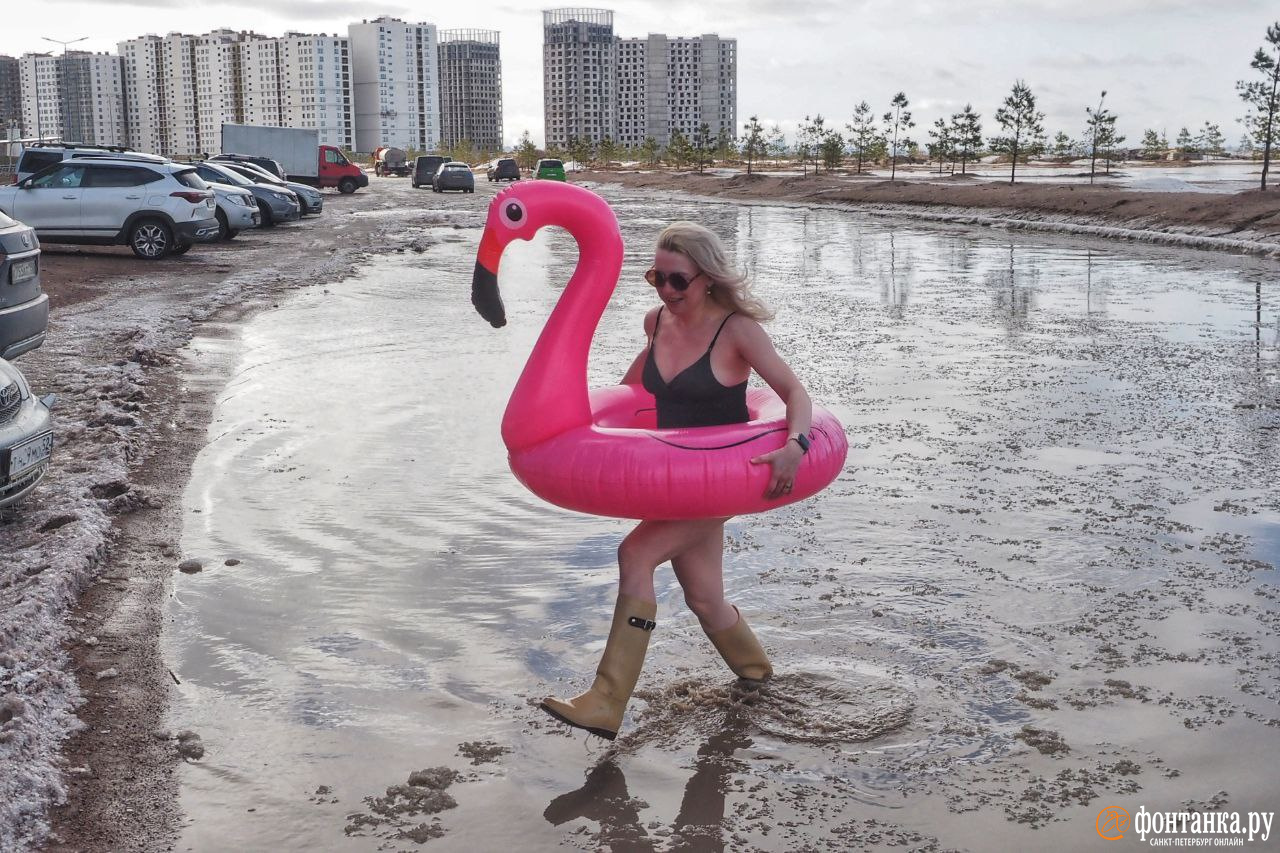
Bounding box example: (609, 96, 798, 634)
(657, 222, 773, 322)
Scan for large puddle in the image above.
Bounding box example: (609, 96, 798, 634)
(168, 188, 1280, 851)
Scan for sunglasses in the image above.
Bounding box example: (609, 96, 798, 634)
(644, 268, 704, 292)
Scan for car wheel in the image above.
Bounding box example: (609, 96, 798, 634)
(257, 200, 275, 227)
(216, 210, 233, 240)
(170, 242, 192, 255)
(129, 218, 173, 259)
(338, 178, 357, 194)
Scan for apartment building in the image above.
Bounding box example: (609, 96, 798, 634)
(349, 16, 440, 153)
(615, 34, 736, 149)
(119, 36, 168, 154)
(278, 33, 352, 149)
(437, 30, 502, 152)
(544, 9, 737, 151)
(17, 51, 125, 146)
(542, 8, 616, 151)
(195, 30, 258, 155)
(0, 56, 20, 138)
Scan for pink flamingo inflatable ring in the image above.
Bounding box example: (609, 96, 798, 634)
(471, 181, 848, 520)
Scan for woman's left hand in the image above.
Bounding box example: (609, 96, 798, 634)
(750, 442, 805, 499)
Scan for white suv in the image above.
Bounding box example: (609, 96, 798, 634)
(0, 159, 219, 259)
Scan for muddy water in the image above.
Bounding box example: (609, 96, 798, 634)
(168, 188, 1280, 852)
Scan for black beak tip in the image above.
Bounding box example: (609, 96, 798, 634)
(471, 261, 507, 328)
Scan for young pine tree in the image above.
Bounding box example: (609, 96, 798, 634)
(741, 115, 766, 175)
(846, 101, 880, 175)
(882, 92, 914, 180)
(990, 80, 1045, 184)
(1236, 20, 1280, 188)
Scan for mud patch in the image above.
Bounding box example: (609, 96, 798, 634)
(343, 767, 464, 845)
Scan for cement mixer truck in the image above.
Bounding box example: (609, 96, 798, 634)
(373, 147, 410, 177)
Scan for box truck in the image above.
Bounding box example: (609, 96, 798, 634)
(220, 124, 369, 193)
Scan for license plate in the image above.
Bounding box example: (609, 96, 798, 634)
(7, 430, 52, 480)
(10, 257, 36, 285)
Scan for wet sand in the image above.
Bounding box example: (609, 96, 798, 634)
(1, 175, 1276, 851)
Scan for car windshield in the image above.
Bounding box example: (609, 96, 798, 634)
(242, 165, 285, 185)
(541, 160, 563, 168)
(446, 165, 468, 171)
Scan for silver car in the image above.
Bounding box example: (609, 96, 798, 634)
(0, 210, 48, 360)
(204, 180, 260, 240)
(0, 357, 53, 508)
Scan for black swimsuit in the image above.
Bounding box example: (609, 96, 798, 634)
(642, 308, 749, 429)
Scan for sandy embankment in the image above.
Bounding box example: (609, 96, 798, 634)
(577, 167, 1280, 256)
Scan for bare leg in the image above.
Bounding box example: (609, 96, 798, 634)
(617, 518, 729, 604)
(669, 522, 739, 633)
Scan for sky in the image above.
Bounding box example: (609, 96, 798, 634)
(5, 0, 1277, 149)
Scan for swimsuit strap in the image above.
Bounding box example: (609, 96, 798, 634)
(706, 312, 736, 352)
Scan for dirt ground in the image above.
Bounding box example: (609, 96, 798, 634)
(2, 169, 1274, 851)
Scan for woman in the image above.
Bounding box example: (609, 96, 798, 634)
(540, 222, 815, 741)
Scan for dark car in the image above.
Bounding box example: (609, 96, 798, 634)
(432, 162, 475, 193)
(412, 155, 447, 189)
(210, 153, 287, 180)
(486, 158, 520, 182)
(0, 210, 48, 360)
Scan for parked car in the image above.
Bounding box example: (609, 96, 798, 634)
(412, 155, 447, 189)
(15, 142, 166, 183)
(196, 178, 259, 240)
(487, 158, 521, 182)
(217, 161, 323, 215)
(534, 159, 566, 181)
(0, 159, 219, 259)
(0, 356, 54, 509)
(0, 210, 48, 360)
(209, 152, 287, 180)
(192, 162, 301, 228)
(432, 162, 475, 193)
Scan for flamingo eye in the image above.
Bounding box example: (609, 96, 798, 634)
(499, 200, 526, 229)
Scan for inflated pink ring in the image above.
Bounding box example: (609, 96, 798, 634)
(472, 182, 847, 520)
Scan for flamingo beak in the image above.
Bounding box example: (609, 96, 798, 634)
(472, 226, 506, 328)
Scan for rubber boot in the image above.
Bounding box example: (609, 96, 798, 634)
(540, 595, 657, 741)
(706, 606, 773, 682)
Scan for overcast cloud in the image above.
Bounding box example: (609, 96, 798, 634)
(8, 1, 1276, 148)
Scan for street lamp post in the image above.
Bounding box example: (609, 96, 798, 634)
(40, 36, 87, 143)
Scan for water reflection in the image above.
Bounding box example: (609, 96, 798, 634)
(544, 721, 752, 852)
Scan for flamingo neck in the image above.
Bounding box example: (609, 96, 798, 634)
(501, 204, 624, 450)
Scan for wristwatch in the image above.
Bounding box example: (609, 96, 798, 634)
(789, 433, 810, 455)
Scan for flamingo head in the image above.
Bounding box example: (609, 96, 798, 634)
(471, 181, 618, 328)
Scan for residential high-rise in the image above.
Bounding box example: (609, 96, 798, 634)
(0, 56, 20, 138)
(18, 54, 60, 142)
(195, 30, 259, 155)
(18, 51, 125, 146)
(616, 34, 736, 149)
(542, 8, 615, 151)
(437, 29, 502, 153)
(278, 33, 352, 149)
(119, 35, 168, 154)
(348, 16, 440, 153)
(544, 10, 737, 153)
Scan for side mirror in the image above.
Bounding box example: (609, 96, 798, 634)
(17, 177, 31, 189)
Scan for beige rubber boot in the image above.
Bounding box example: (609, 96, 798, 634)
(706, 606, 773, 682)
(540, 595, 657, 741)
